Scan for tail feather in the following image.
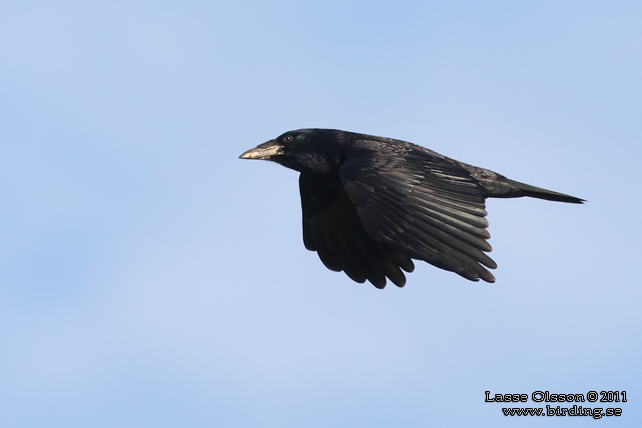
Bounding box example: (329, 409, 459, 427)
(459, 164, 584, 204)
(497, 178, 584, 204)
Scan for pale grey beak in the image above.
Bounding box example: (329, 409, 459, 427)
(239, 140, 283, 160)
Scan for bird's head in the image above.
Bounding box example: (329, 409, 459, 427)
(239, 129, 345, 175)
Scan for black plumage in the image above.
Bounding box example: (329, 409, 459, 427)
(240, 129, 583, 288)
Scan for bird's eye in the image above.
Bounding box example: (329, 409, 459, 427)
(283, 134, 294, 143)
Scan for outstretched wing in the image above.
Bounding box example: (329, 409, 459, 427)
(299, 174, 414, 288)
(339, 139, 497, 282)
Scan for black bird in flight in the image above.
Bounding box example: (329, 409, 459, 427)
(240, 129, 583, 288)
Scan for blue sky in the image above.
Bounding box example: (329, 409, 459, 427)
(1, 1, 640, 427)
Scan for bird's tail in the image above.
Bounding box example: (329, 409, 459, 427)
(494, 177, 584, 204)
